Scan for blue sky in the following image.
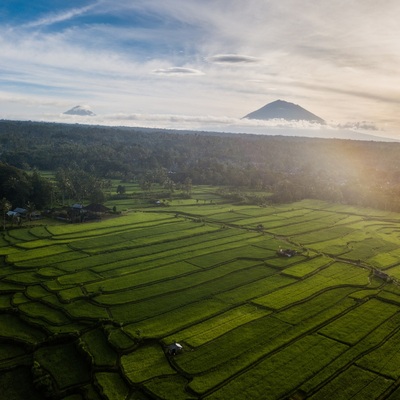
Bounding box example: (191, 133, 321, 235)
(1, 1, 400, 138)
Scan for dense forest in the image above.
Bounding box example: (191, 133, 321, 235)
(1, 120, 400, 211)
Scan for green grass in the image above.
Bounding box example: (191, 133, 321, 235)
(0, 342, 25, 362)
(2, 196, 400, 399)
(5, 271, 48, 284)
(35, 342, 91, 390)
(301, 312, 400, 395)
(344, 237, 399, 262)
(63, 300, 110, 320)
(19, 252, 89, 268)
(0, 295, 11, 309)
(144, 376, 194, 400)
(57, 270, 102, 285)
(163, 305, 269, 347)
(46, 212, 170, 236)
(176, 315, 291, 376)
(0, 366, 43, 399)
(5, 244, 71, 263)
(123, 298, 229, 339)
(383, 263, 400, 279)
(94, 259, 240, 303)
(318, 299, 398, 345)
(293, 225, 359, 245)
(18, 300, 71, 325)
(70, 222, 218, 254)
(25, 285, 53, 299)
(214, 273, 296, 304)
(121, 343, 176, 384)
(106, 327, 136, 352)
(29, 226, 52, 239)
(368, 252, 400, 268)
(309, 365, 393, 400)
(80, 328, 118, 367)
(204, 335, 347, 399)
(357, 328, 400, 379)
(7, 229, 39, 242)
(187, 293, 358, 395)
(275, 287, 358, 325)
(283, 255, 332, 277)
(252, 262, 370, 310)
(110, 264, 277, 324)
(0, 314, 46, 345)
(94, 372, 130, 400)
(109, 260, 192, 287)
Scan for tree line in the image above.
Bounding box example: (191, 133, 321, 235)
(1, 120, 400, 212)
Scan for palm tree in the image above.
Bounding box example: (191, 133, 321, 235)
(0, 197, 12, 230)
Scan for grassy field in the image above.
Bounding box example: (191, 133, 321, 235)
(1, 190, 400, 399)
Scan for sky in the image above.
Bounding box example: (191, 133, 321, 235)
(1, 0, 400, 139)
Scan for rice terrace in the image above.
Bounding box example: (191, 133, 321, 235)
(2, 188, 400, 399)
(2, 0, 400, 398)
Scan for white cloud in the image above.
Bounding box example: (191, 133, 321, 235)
(152, 67, 204, 76)
(41, 111, 327, 132)
(337, 121, 378, 131)
(20, 110, 392, 142)
(208, 54, 260, 64)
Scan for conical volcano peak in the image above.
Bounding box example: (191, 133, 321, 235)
(64, 105, 96, 116)
(243, 100, 325, 124)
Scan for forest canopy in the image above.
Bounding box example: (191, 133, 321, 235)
(0, 120, 399, 211)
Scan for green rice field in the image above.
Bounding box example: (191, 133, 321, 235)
(1, 194, 400, 399)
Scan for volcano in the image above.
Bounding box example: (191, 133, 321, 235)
(243, 100, 325, 124)
(64, 105, 96, 116)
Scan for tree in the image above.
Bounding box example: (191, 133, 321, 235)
(30, 170, 53, 208)
(25, 201, 35, 221)
(163, 178, 175, 193)
(140, 179, 152, 193)
(116, 185, 126, 195)
(3, 172, 31, 205)
(0, 197, 11, 230)
(55, 168, 71, 206)
(89, 188, 106, 204)
(183, 177, 192, 196)
(56, 166, 108, 205)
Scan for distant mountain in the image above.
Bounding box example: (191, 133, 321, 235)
(243, 100, 325, 124)
(64, 105, 95, 116)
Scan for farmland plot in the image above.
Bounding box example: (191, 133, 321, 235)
(318, 299, 399, 345)
(204, 334, 348, 400)
(252, 262, 370, 310)
(2, 199, 400, 399)
(309, 365, 393, 400)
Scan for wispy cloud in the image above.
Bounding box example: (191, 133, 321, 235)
(22, 4, 98, 29)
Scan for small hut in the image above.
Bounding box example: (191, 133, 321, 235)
(167, 342, 183, 356)
(277, 247, 297, 258)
